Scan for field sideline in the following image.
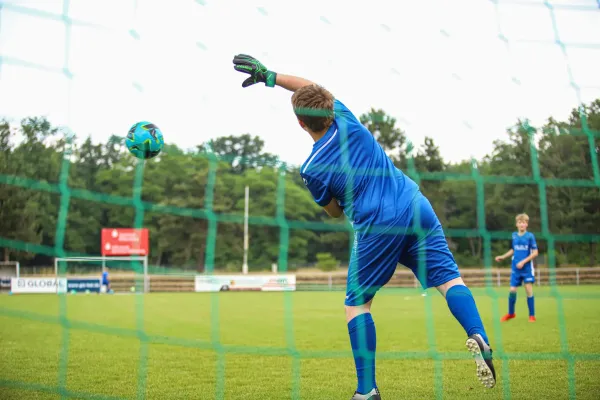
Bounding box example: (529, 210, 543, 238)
(1, 286, 599, 399)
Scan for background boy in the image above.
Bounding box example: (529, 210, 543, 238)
(495, 213, 539, 322)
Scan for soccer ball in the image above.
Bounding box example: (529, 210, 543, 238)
(125, 121, 164, 159)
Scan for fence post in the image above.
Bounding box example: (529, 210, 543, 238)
(537, 268, 541, 286)
(328, 274, 332, 291)
(576, 268, 580, 286)
(497, 270, 500, 287)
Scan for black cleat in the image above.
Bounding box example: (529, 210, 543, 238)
(466, 334, 496, 389)
(351, 388, 381, 400)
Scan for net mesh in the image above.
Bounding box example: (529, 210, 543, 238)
(1, 1, 600, 399)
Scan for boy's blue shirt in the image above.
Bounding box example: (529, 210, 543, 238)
(511, 231, 537, 271)
(300, 99, 419, 233)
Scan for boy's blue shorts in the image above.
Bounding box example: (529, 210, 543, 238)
(510, 270, 535, 287)
(345, 191, 461, 306)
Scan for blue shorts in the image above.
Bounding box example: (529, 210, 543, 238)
(345, 191, 461, 306)
(510, 270, 535, 287)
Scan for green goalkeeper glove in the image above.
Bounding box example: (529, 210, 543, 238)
(232, 54, 277, 88)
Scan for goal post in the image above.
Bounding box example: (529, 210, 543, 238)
(0, 261, 20, 278)
(54, 256, 149, 293)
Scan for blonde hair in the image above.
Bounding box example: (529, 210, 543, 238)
(515, 213, 529, 223)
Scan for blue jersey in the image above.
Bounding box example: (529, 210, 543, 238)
(511, 231, 537, 271)
(300, 99, 419, 232)
(102, 271, 109, 284)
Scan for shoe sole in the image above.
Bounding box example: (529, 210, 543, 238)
(466, 338, 496, 389)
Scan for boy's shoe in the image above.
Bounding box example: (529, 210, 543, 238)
(500, 313, 515, 322)
(351, 388, 381, 400)
(466, 334, 496, 389)
(529, 316, 536, 322)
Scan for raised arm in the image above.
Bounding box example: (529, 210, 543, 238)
(232, 54, 314, 92)
(275, 74, 315, 92)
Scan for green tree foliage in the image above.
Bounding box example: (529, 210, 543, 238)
(414, 137, 447, 225)
(200, 134, 279, 173)
(536, 101, 600, 266)
(0, 99, 598, 270)
(0, 118, 61, 262)
(359, 108, 408, 169)
(316, 252, 339, 272)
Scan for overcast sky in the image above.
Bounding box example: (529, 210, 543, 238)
(1, 0, 599, 167)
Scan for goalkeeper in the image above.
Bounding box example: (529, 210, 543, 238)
(233, 54, 495, 399)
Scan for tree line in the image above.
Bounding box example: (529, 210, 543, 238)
(1, 99, 598, 271)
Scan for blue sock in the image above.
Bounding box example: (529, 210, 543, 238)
(527, 296, 535, 316)
(348, 313, 377, 394)
(446, 285, 489, 345)
(509, 292, 517, 315)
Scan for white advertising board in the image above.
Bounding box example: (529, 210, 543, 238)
(11, 277, 67, 294)
(194, 274, 296, 292)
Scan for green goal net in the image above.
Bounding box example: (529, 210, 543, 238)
(1, 1, 600, 399)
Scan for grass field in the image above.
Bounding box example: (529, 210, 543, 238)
(1, 286, 599, 400)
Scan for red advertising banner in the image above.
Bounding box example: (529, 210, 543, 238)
(101, 228, 149, 256)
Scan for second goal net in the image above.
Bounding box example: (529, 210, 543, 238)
(54, 256, 149, 293)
